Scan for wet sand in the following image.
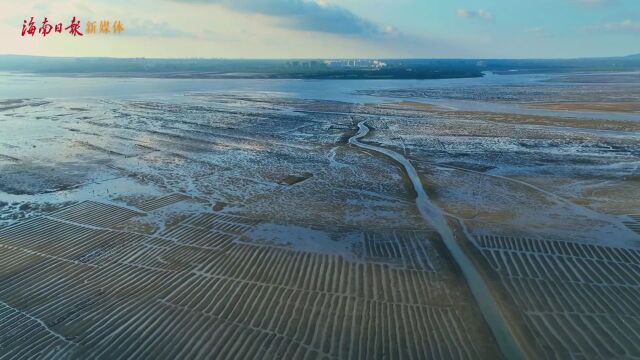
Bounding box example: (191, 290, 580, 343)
(1, 73, 639, 359)
(528, 102, 640, 113)
(377, 101, 437, 111)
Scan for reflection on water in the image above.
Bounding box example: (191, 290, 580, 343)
(1, 71, 638, 121)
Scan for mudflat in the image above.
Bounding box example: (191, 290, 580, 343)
(528, 101, 640, 112)
(1, 72, 639, 359)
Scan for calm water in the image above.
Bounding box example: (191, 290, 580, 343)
(0, 71, 539, 100)
(0, 72, 637, 121)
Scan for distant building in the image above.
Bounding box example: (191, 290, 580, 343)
(323, 59, 387, 70)
(286, 60, 324, 69)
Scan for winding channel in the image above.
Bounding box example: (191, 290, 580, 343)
(349, 121, 527, 360)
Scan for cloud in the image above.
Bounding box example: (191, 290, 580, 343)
(456, 9, 493, 21)
(123, 19, 198, 38)
(581, 19, 640, 33)
(572, 0, 615, 6)
(382, 25, 399, 36)
(526, 27, 551, 37)
(172, 0, 387, 36)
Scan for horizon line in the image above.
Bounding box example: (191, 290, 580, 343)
(1, 53, 638, 61)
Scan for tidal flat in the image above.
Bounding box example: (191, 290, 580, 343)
(0, 72, 638, 359)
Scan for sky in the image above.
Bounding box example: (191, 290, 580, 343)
(0, 0, 638, 59)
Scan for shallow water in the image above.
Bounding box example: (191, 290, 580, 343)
(2, 71, 638, 121)
(350, 121, 527, 360)
(0, 70, 639, 359)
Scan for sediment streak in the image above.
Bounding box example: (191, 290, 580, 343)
(349, 121, 527, 360)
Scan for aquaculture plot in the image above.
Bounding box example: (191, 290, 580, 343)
(163, 276, 475, 359)
(0, 153, 20, 164)
(133, 193, 192, 212)
(0, 245, 105, 358)
(475, 235, 640, 359)
(160, 212, 261, 250)
(161, 225, 237, 250)
(48, 201, 144, 229)
(0, 217, 141, 264)
(0, 200, 495, 359)
(173, 242, 493, 359)
(116, 238, 222, 271)
(0, 203, 205, 358)
(184, 212, 261, 229)
(79, 300, 330, 360)
(363, 230, 441, 271)
(0, 294, 77, 358)
(624, 215, 640, 236)
(195, 243, 453, 305)
(72, 138, 152, 159)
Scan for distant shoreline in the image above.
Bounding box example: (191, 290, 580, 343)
(2, 54, 639, 80)
(0, 69, 485, 80)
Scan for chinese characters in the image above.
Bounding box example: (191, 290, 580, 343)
(21, 17, 124, 37)
(85, 20, 123, 34)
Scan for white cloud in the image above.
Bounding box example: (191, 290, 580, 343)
(173, 0, 387, 36)
(124, 19, 197, 38)
(573, 0, 614, 6)
(582, 19, 640, 33)
(526, 27, 550, 37)
(456, 9, 493, 21)
(383, 25, 399, 35)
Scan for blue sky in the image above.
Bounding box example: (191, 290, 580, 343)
(0, 0, 638, 58)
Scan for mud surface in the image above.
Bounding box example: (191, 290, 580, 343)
(0, 72, 639, 359)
